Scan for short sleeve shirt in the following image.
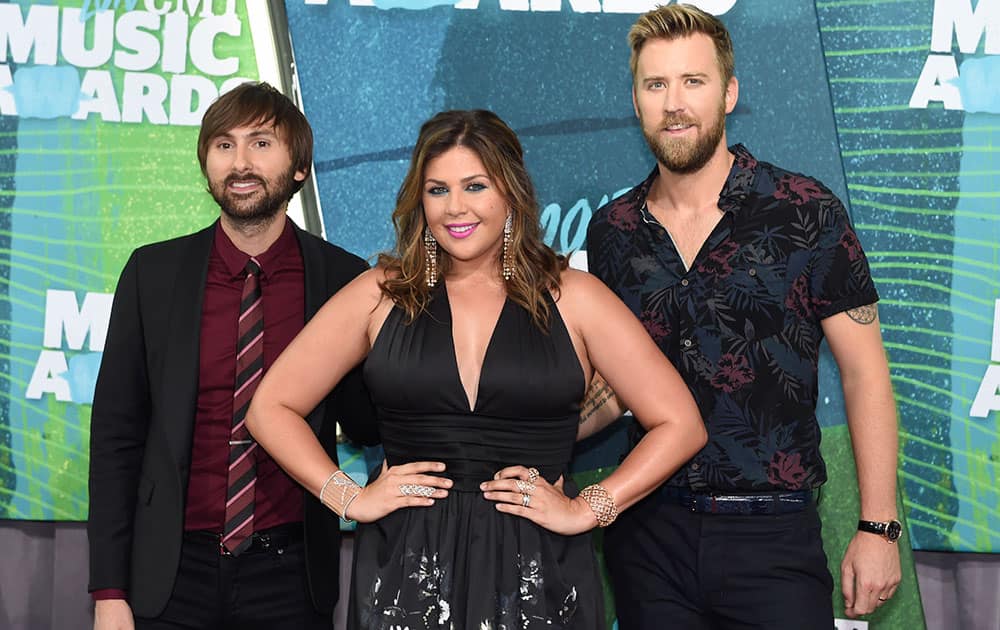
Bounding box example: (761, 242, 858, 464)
(586, 145, 879, 492)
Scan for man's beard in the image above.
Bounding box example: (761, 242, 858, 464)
(643, 103, 726, 175)
(209, 168, 298, 227)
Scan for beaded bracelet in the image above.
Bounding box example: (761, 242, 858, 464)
(579, 483, 619, 527)
(319, 470, 362, 523)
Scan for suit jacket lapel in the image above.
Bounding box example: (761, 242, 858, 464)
(292, 223, 330, 434)
(296, 223, 327, 319)
(295, 224, 329, 434)
(162, 224, 215, 465)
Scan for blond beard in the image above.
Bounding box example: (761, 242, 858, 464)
(642, 102, 727, 175)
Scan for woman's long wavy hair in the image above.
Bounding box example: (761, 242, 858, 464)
(378, 110, 567, 329)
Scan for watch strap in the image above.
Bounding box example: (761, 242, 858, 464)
(858, 519, 887, 535)
(858, 519, 902, 543)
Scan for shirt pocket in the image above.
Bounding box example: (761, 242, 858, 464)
(711, 246, 788, 344)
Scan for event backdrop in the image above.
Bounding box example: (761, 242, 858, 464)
(815, 0, 1000, 555)
(0, 0, 260, 519)
(0, 0, 995, 616)
(285, 0, 1000, 559)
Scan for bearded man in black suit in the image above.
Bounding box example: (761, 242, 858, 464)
(87, 81, 375, 630)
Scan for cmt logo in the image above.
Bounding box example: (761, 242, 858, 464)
(971, 299, 1000, 418)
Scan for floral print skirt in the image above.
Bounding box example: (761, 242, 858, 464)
(348, 489, 604, 630)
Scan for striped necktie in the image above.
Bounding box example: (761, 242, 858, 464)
(222, 257, 263, 555)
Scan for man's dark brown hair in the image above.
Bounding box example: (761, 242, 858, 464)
(197, 82, 313, 196)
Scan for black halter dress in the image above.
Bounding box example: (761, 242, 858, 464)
(350, 284, 603, 629)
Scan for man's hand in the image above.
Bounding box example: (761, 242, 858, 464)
(94, 599, 135, 630)
(841, 531, 901, 618)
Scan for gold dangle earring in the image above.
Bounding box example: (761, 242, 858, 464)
(424, 226, 438, 287)
(502, 213, 514, 281)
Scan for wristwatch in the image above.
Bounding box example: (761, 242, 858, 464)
(858, 519, 903, 543)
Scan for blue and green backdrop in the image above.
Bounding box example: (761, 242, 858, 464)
(4, 1, 1000, 627)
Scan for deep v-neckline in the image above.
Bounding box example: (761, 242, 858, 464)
(441, 282, 508, 413)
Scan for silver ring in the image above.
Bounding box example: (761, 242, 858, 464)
(515, 480, 535, 493)
(521, 493, 531, 507)
(399, 484, 435, 498)
(527, 467, 540, 484)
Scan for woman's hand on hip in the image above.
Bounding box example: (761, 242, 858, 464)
(348, 460, 451, 522)
(481, 465, 598, 535)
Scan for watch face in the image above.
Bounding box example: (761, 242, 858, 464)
(886, 520, 903, 542)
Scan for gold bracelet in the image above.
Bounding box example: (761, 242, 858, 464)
(579, 483, 619, 527)
(319, 470, 362, 522)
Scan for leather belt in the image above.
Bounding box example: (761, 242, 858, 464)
(661, 486, 812, 515)
(184, 521, 303, 555)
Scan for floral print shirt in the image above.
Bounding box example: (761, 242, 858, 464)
(586, 144, 878, 492)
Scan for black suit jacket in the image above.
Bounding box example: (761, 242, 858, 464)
(87, 221, 376, 617)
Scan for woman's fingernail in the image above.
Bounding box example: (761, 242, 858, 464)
(479, 482, 487, 490)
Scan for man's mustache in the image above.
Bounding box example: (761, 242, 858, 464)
(659, 115, 698, 129)
(224, 173, 266, 187)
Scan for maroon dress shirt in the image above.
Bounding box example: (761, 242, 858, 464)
(185, 219, 306, 532)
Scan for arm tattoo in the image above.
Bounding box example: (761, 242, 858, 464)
(580, 375, 614, 424)
(846, 303, 878, 325)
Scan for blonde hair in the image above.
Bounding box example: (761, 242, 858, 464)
(628, 4, 735, 84)
(378, 110, 567, 330)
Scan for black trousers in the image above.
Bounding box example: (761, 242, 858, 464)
(135, 526, 331, 630)
(605, 494, 835, 630)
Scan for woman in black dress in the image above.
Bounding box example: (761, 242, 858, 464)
(247, 110, 705, 629)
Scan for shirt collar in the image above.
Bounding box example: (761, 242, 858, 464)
(717, 143, 758, 216)
(635, 166, 660, 223)
(636, 143, 759, 220)
(214, 217, 299, 280)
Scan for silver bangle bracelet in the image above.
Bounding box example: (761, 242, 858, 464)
(341, 490, 361, 523)
(318, 470, 339, 505)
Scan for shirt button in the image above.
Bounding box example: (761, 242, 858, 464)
(680, 278, 689, 287)
(748, 268, 757, 277)
(691, 462, 700, 470)
(683, 339, 692, 348)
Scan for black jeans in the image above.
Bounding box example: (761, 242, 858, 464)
(605, 494, 835, 630)
(135, 525, 331, 630)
